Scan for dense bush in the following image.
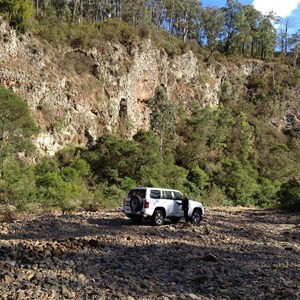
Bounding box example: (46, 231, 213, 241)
(0, 87, 38, 159)
(0, 0, 33, 33)
(277, 179, 300, 211)
(35, 15, 139, 49)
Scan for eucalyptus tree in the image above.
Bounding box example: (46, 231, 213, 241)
(243, 4, 263, 57)
(165, 0, 201, 41)
(121, 0, 146, 25)
(289, 30, 300, 68)
(237, 12, 252, 56)
(149, 87, 177, 156)
(200, 6, 225, 60)
(145, 0, 166, 28)
(277, 16, 296, 54)
(257, 13, 277, 59)
(90, 0, 115, 21)
(222, 0, 246, 56)
(111, 0, 121, 18)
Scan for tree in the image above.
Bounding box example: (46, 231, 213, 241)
(217, 159, 259, 206)
(120, 0, 146, 25)
(277, 16, 295, 54)
(0, 159, 36, 210)
(0, 0, 34, 33)
(243, 5, 263, 57)
(133, 130, 165, 186)
(149, 86, 177, 156)
(145, 0, 166, 28)
(176, 105, 233, 170)
(49, 0, 69, 20)
(165, 0, 201, 41)
(277, 178, 300, 211)
(257, 13, 277, 59)
(229, 112, 254, 162)
(288, 30, 300, 68)
(200, 6, 225, 60)
(222, 0, 246, 56)
(0, 87, 38, 163)
(88, 133, 140, 184)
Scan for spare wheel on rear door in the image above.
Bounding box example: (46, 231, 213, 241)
(130, 195, 143, 212)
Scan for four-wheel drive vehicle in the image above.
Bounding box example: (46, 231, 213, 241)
(122, 187, 204, 226)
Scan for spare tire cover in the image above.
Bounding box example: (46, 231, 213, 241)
(130, 195, 143, 212)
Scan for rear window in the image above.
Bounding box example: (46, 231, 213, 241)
(128, 189, 146, 198)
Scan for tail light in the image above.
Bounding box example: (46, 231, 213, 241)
(144, 199, 149, 208)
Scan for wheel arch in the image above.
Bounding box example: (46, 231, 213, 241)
(153, 207, 166, 216)
(192, 207, 203, 215)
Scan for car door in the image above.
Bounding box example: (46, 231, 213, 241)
(161, 190, 176, 216)
(172, 190, 184, 217)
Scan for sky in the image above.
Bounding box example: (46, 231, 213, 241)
(201, 0, 300, 32)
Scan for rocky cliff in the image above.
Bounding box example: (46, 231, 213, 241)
(1, 20, 294, 156)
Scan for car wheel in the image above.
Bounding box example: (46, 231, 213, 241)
(191, 209, 202, 224)
(130, 215, 143, 224)
(152, 209, 165, 226)
(169, 217, 181, 224)
(130, 195, 143, 212)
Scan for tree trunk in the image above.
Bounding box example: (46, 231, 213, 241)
(183, 12, 188, 42)
(72, 0, 79, 22)
(35, 0, 39, 17)
(115, 0, 121, 19)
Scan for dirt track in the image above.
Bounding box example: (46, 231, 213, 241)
(0, 207, 299, 299)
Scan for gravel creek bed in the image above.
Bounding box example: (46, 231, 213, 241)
(0, 207, 299, 300)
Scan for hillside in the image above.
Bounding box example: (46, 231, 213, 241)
(1, 18, 300, 212)
(1, 19, 298, 156)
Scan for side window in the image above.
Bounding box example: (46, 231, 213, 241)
(162, 190, 173, 199)
(150, 190, 161, 199)
(173, 191, 183, 200)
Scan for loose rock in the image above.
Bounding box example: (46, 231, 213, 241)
(0, 207, 299, 299)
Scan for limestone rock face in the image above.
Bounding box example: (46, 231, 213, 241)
(0, 20, 294, 156)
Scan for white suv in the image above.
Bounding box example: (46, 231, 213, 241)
(122, 187, 204, 226)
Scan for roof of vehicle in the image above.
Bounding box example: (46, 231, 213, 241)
(130, 187, 183, 192)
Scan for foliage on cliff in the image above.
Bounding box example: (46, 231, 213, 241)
(1, 0, 299, 59)
(1, 75, 300, 213)
(0, 1, 300, 214)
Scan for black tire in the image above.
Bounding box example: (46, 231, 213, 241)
(130, 195, 143, 212)
(191, 209, 202, 224)
(152, 209, 165, 226)
(169, 217, 181, 224)
(130, 215, 143, 224)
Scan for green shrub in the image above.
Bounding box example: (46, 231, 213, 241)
(0, 0, 33, 33)
(97, 19, 139, 46)
(187, 167, 209, 191)
(217, 159, 259, 206)
(277, 178, 300, 211)
(0, 159, 37, 211)
(0, 87, 38, 159)
(153, 32, 185, 56)
(255, 178, 280, 208)
(97, 184, 126, 209)
(201, 184, 228, 207)
(138, 23, 151, 39)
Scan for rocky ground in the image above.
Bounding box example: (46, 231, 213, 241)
(0, 207, 299, 300)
